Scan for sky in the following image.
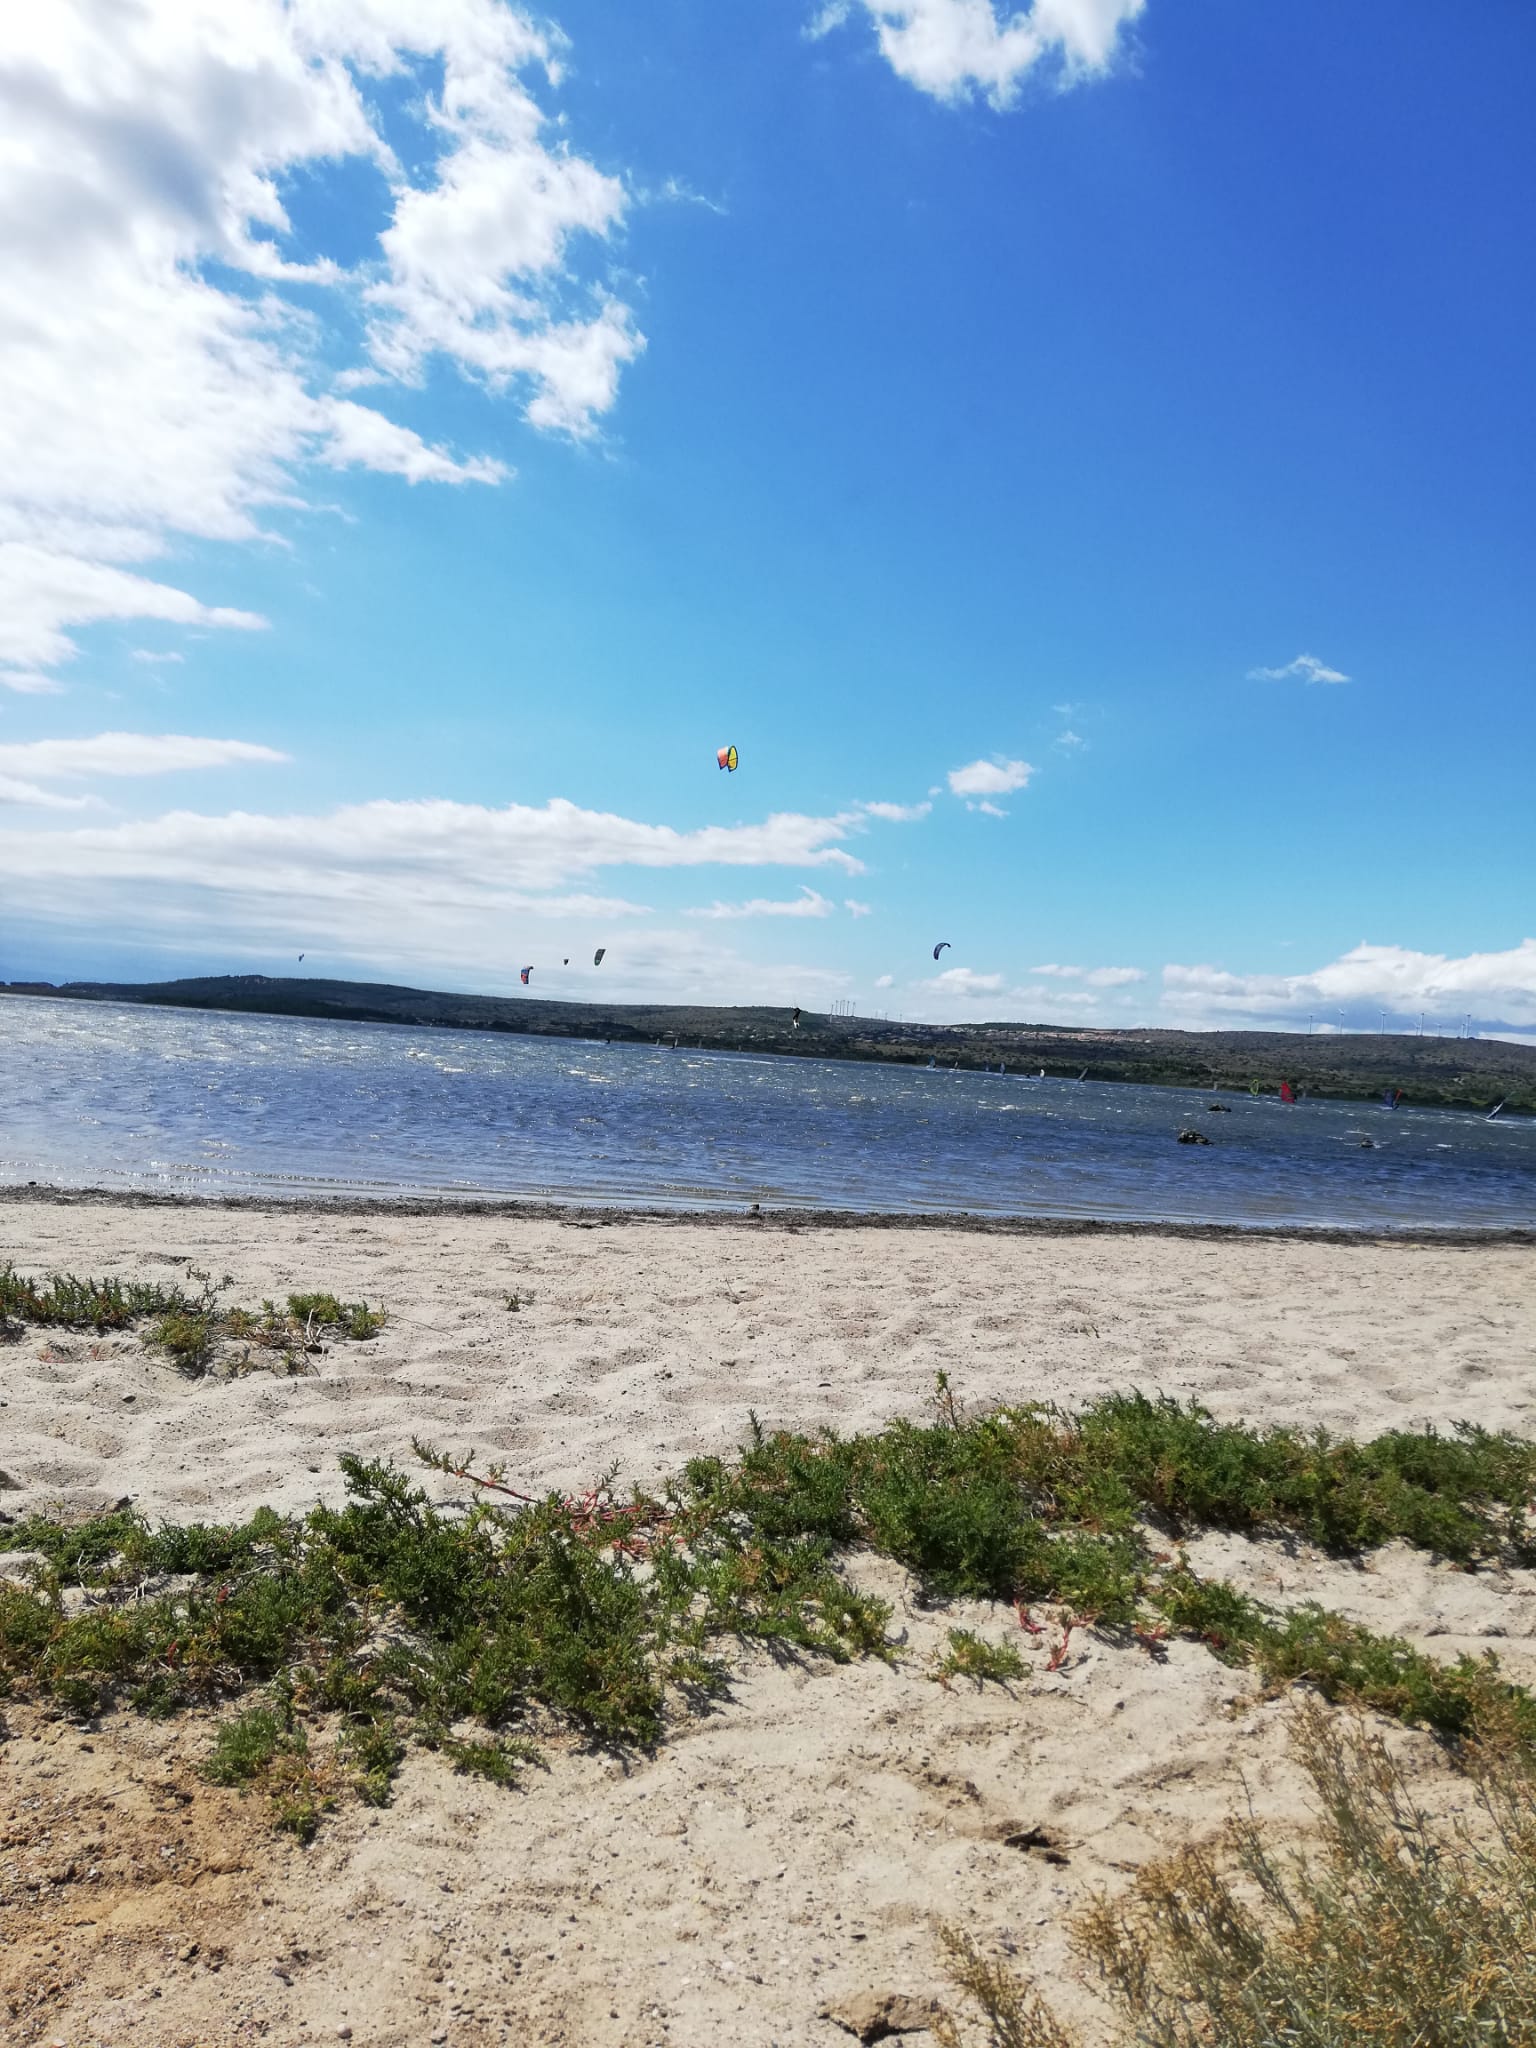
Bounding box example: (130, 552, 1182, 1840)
(1, 0, 1533, 1037)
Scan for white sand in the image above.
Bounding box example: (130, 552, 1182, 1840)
(2, 1197, 1534, 2047)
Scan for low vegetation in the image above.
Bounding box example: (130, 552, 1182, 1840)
(0, 1262, 385, 1375)
(936, 1697, 1536, 2047)
(1, 1381, 1533, 1839)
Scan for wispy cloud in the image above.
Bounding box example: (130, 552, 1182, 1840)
(129, 649, 186, 666)
(859, 799, 933, 822)
(0, 734, 289, 780)
(686, 887, 838, 920)
(1031, 962, 1144, 986)
(0, 776, 97, 812)
(820, 0, 1145, 110)
(804, 0, 853, 38)
(1247, 653, 1351, 685)
(844, 898, 873, 917)
(1055, 728, 1084, 749)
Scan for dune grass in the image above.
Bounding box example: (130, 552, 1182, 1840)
(936, 1697, 1536, 2048)
(0, 1262, 385, 1374)
(1, 1381, 1533, 1838)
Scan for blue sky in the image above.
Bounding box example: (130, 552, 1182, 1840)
(1, 0, 1532, 1035)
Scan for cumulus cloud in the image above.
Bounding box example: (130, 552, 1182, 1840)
(1247, 653, 1351, 686)
(927, 966, 1004, 995)
(686, 887, 837, 920)
(947, 757, 1033, 798)
(822, 0, 1145, 109)
(874, 972, 894, 988)
(0, 2, 639, 686)
(1161, 940, 1536, 1033)
(0, 734, 289, 780)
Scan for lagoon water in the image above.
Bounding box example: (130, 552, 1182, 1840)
(1, 995, 1532, 1229)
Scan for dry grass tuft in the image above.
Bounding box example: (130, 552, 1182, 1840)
(938, 1696, 1536, 2047)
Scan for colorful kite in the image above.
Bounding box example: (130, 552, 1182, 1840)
(520, 966, 532, 985)
(717, 745, 738, 772)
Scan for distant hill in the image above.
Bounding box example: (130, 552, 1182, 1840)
(5, 973, 1534, 1113)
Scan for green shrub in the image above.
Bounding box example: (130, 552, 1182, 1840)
(6, 1383, 1536, 1843)
(933, 1629, 1026, 1688)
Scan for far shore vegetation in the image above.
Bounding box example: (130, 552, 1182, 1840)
(4, 973, 1532, 1112)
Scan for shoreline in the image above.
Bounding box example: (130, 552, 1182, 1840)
(3, 1179, 1535, 1246)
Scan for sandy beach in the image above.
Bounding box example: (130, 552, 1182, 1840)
(4, 1195, 1535, 2046)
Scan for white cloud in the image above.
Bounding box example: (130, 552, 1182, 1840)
(1055, 728, 1084, 749)
(0, 776, 97, 812)
(927, 966, 1004, 995)
(859, 799, 933, 822)
(1030, 962, 1143, 986)
(0, 1, 637, 686)
(1161, 940, 1536, 1032)
(0, 550, 269, 673)
(0, 733, 289, 781)
(1247, 653, 1351, 686)
(686, 887, 838, 920)
(874, 973, 894, 988)
(0, 669, 65, 696)
(844, 898, 873, 917)
(974, 799, 1007, 818)
(0, 786, 925, 987)
(805, 2, 854, 38)
(828, 0, 1145, 109)
(947, 756, 1033, 798)
(0, 792, 905, 971)
(129, 650, 186, 666)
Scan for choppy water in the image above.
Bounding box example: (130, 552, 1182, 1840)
(1, 995, 1532, 1228)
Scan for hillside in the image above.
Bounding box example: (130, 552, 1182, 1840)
(5, 973, 1533, 1112)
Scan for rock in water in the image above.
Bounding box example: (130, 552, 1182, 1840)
(1177, 1128, 1212, 1145)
